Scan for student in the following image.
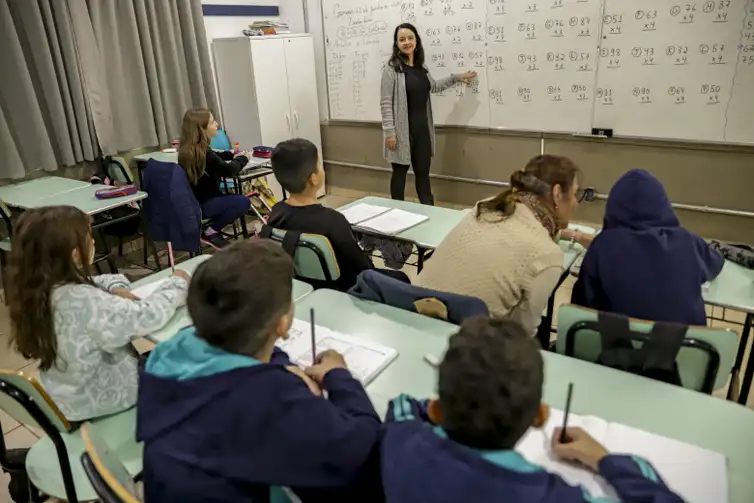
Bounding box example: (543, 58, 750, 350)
(381, 317, 684, 503)
(6, 206, 189, 421)
(137, 240, 383, 502)
(178, 108, 251, 249)
(416, 155, 585, 334)
(267, 138, 375, 291)
(572, 169, 724, 325)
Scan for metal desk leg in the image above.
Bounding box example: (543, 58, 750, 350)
(736, 313, 754, 405)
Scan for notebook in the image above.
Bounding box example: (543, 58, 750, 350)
(516, 409, 727, 503)
(279, 319, 398, 384)
(338, 203, 391, 224)
(355, 208, 429, 235)
(131, 278, 168, 299)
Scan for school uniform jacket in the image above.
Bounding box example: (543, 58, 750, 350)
(381, 395, 685, 503)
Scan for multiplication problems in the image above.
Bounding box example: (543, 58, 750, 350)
(518, 53, 540, 71)
(701, 83, 721, 104)
(600, 47, 621, 69)
(489, 0, 506, 15)
(633, 87, 652, 104)
(596, 87, 614, 105)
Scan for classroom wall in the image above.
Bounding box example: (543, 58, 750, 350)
(321, 122, 754, 243)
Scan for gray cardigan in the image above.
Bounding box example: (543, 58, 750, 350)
(380, 64, 459, 165)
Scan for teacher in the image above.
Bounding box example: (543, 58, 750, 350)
(380, 23, 476, 205)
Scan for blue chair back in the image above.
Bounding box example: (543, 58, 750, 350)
(210, 129, 232, 151)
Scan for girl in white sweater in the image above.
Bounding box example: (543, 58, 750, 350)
(7, 206, 189, 421)
(416, 155, 585, 335)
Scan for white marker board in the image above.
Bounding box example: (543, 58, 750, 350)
(321, 0, 754, 144)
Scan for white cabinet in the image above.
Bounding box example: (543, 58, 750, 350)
(213, 34, 324, 199)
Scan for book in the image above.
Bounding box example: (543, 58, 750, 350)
(131, 278, 168, 299)
(338, 203, 392, 225)
(279, 319, 398, 385)
(516, 409, 727, 503)
(356, 208, 429, 235)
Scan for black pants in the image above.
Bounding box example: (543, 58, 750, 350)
(390, 128, 433, 205)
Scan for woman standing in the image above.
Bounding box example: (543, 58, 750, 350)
(380, 23, 476, 205)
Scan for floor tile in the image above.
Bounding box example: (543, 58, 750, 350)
(0, 334, 34, 372)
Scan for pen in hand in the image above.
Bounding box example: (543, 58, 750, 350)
(560, 382, 574, 444)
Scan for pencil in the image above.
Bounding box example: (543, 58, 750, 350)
(167, 242, 175, 273)
(310, 308, 316, 366)
(560, 382, 574, 443)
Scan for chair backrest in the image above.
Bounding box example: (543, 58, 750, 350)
(107, 157, 136, 186)
(80, 425, 140, 503)
(260, 227, 340, 283)
(210, 128, 232, 151)
(0, 370, 71, 433)
(556, 304, 737, 392)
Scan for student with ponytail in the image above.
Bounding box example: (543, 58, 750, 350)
(178, 108, 251, 250)
(416, 155, 587, 335)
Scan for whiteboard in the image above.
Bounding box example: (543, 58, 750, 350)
(321, 0, 754, 144)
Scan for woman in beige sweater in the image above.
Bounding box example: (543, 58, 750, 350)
(416, 155, 585, 335)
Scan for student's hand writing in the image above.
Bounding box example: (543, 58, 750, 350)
(286, 366, 322, 396)
(172, 270, 191, 282)
(112, 288, 140, 301)
(385, 135, 397, 151)
(234, 150, 250, 159)
(551, 427, 609, 472)
(304, 350, 348, 384)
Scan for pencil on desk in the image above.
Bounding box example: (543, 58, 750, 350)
(560, 382, 574, 443)
(167, 242, 175, 273)
(310, 308, 316, 366)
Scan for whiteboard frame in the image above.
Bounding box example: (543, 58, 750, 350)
(318, 0, 754, 147)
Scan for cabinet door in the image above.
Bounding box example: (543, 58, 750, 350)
(283, 37, 322, 152)
(250, 38, 293, 147)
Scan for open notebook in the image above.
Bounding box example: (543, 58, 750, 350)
(338, 203, 392, 225)
(516, 409, 727, 503)
(354, 208, 428, 236)
(278, 319, 398, 385)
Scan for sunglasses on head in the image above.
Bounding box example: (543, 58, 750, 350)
(576, 187, 596, 203)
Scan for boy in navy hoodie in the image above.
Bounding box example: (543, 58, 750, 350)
(381, 317, 684, 503)
(137, 240, 383, 502)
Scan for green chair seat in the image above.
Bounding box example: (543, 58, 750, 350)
(556, 304, 737, 392)
(264, 228, 340, 283)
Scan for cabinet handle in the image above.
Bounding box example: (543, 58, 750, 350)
(286, 113, 291, 134)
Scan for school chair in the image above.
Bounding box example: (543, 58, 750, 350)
(0, 369, 142, 503)
(556, 304, 738, 394)
(349, 269, 489, 324)
(259, 225, 340, 289)
(80, 424, 141, 503)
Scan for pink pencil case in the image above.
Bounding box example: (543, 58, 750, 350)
(95, 185, 138, 199)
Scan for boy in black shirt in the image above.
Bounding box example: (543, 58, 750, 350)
(267, 139, 374, 291)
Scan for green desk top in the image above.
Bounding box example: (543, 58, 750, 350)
(134, 150, 271, 171)
(133, 256, 315, 344)
(19, 184, 147, 215)
(337, 196, 470, 249)
(0, 176, 90, 208)
(704, 261, 754, 313)
(295, 289, 754, 503)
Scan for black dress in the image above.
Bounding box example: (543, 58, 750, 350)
(391, 63, 435, 205)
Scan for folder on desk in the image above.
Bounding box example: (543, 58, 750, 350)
(516, 409, 728, 503)
(355, 208, 429, 236)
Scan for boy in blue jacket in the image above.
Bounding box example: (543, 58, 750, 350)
(136, 240, 383, 502)
(572, 169, 723, 325)
(381, 317, 684, 503)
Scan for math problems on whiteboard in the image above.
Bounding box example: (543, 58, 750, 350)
(321, 0, 754, 144)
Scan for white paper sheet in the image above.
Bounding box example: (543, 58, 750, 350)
(278, 319, 397, 385)
(131, 278, 168, 299)
(338, 203, 391, 225)
(356, 209, 428, 236)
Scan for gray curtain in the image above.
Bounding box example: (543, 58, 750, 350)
(70, 0, 219, 155)
(0, 0, 98, 178)
(0, 0, 218, 178)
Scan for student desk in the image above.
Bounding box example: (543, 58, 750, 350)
(0, 176, 91, 208)
(336, 196, 470, 272)
(294, 289, 754, 503)
(131, 255, 315, 344)
(704, 261, 754, 404)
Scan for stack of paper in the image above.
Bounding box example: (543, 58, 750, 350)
(279, 319, 398, 384)
(338, 203, 391, 225)
(516, 409, 728, 503)
(354, 208, 428, 235)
